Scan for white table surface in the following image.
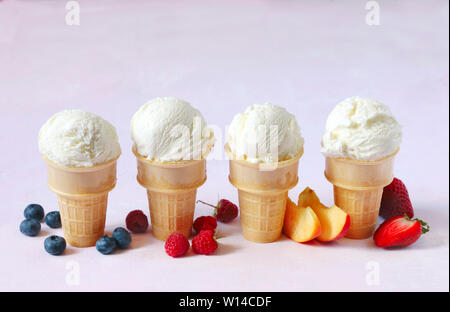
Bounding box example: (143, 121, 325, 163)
(0, 0, 448, 292)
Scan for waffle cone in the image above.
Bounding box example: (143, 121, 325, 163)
(134, 149, 206, 241)
(226, 145, 302, 243)
(324, 150, 398, 239)
(44, 157, 118, 247)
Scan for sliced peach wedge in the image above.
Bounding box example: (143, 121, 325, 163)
(283, 198, 322, 243)
(298, 187, 350, 242)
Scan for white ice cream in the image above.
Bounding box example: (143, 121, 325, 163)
(131, 97, 215, 162)
(321, 96, 402, 160)
(227, 103, 304, 163)
(39, 110, 121, 167)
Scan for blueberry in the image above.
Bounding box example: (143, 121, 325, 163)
(44, 235, 66, 255)
(20, 219, 41, 236)
(112, 227, 132, 249)
(96, 236, 116, 255)
(24, 204, 44, 221)
(45, 211, 62, 228)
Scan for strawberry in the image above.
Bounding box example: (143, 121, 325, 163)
(192, 230, 218, 255)
(165, 232, 190, 257)
(373, 214, 430, 248)
(380, 178, 414, 219)
(193, 216, 217, 233)
(197, 199, 238, 223)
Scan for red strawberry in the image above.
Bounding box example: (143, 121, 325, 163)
(192, 230, 218, 255)
(373, 215, 430, 248)
(197, 199, 238, 223)
(380, 178, 414, 219)
(193, 216, 217, 233)
(125, 210, 149, 233)
(165, 232, 190, 258)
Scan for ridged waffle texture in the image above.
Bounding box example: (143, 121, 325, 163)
(324, 152, 396, 239)
(134, 149, 206, 241)
(147, 189, 196, 241)
(333, 186, 382, 239)
(238, 190, 288, 243)
(44, 157, 117, 248)
(57, 193, 108, 247)
(226, 145, 302, 243)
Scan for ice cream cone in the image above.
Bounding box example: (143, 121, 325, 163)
(324, 150, 398, 239)
(133, 148, 206, 241)
(225, 145, 302, 243)
(44, 157, 118, 247)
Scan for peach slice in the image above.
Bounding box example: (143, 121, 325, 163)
(283, 198, 322, 243)
(298, 187, 350, 242)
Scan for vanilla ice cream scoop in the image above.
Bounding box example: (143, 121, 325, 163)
(321, 96, 402, 160)
(227, 103, 304, 163)
(131, 97, 215, 162)
(39, 110, 121, 167)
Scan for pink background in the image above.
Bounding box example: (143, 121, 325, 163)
(0, 0, 448, 291)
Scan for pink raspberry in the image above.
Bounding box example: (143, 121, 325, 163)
(165, 232, 190, 258)
(193, 216, 217, 233)
(192, 230, 218, 255)
(198, 199, 239, 223)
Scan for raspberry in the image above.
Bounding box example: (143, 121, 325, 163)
(197, 199, 239, 223)
(192, 230, 218, 255)
(125, 210, 149, 233)
(193, 216, 217, 233)
(215, 199, 238, 223)
(165, 232, 190, 258)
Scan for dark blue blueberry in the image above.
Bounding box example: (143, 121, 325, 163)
(24, 204, 44, 221)
(112, 227, 132, 249)
(20, 219, 41, 236)
(96, 236, 116, 255)
(44, 235, 66, 255)
(45, 211, 62, 228)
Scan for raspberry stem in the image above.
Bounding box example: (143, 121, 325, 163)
(197, 200, 217, 209)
